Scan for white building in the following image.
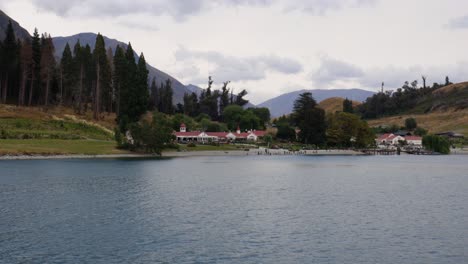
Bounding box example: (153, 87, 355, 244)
(376, 133, 422, 147)
(174, 124, 266, 143)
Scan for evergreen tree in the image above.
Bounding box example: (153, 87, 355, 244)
(219, 81, 230, 120)
(150, 77, 158, 110)
(117, 43, 137, 130)
(135, 52, 149, 115)
(92, 33, 111, 119)
(39, 34, 55, 106)
(106, 47, 114, 112)
(183, 93, 193, 116)
(29, 28, 41, 106)
(60, 43, 74, 105)
(1, 20, 19, 103)
(161, 79, 174, 114)
(82, 44, 94, 113)
(113, 45, 126, 115)
(190, 92, 199, 117)
(293, 92, 326, 145)
(445, 76, 452, 86)
(199, 76, 212, 116)
(208, 90, 219, 120)
(199, 76, 219, 120)
(293, 92, 317, 121)
(0, 39, 3, 101)
(176, 103, 184, 114)
(343, 98, 353, 113)
(72, 40, 83, 111)
(117, 43, 149, 130)
(235, 89, 249, 106)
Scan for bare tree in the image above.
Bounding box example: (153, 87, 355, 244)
(422, 75, 427, 89)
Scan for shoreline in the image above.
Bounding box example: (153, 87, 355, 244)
(0, 149, 364, 160)
(1, 149, 465, 160)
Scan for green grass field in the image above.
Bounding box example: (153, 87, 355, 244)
(0, 139, 128, 155)
(0, 118, 113, 140)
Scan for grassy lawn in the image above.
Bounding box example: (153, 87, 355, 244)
(0, 139, 129, 155)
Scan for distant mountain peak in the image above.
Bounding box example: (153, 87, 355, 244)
(0, 9, 31, 40)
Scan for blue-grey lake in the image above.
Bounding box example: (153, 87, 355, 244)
(1, 155, 468, 263)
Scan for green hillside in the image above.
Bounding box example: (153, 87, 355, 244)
(0, 105, 129, 155)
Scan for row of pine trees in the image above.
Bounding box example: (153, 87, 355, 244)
(0, 20, 153, 132)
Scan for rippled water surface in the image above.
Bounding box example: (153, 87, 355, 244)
(1, 155, 468, 263)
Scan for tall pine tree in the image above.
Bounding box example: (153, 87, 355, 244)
(40, 34, 55, 106)
(150, 77, 158, 110)
(113, 45, 126, 116)
(292, 92, 326, 145)
(29, 28, 41, 106)
(60, 43, 74, 105)
(135, 53, 149, 117)
(117, 43, 149, 130)
(92, 33, 111, 119)
(1, 20, 19, 103)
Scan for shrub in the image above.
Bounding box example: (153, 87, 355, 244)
(405, 118, 417, 130)
(422, 135, 450, 154)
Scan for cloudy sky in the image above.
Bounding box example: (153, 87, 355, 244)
(2, 0, 468, 104)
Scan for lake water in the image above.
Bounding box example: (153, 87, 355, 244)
(1, 155, 467, 263)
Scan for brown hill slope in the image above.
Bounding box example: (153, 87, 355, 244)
(432, 82, 468, 95)
(368, 109, 468, 136)
(318, 97, 361, 113)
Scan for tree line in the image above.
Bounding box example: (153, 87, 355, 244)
(177, 77, 251, 122)
(0, 20, 161, 132)
(358, 77, 454, 118)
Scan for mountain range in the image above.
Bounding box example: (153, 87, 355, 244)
(258, 89, 375, 117)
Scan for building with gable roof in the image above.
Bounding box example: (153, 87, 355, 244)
(376, 133, 422, 147)
(174, 123, 267, 143)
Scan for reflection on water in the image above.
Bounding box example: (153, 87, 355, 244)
(1, 155, 467, 263)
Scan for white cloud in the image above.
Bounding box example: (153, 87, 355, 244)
(310, 56, 468, 90)
(27, 0, 378, 21)
(118, 20, 159, 32)
(311, 56, 364, 86)
(175, 46, 303, 82)
(447, 15, 468, 29)
(284, 0, 378, 15)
